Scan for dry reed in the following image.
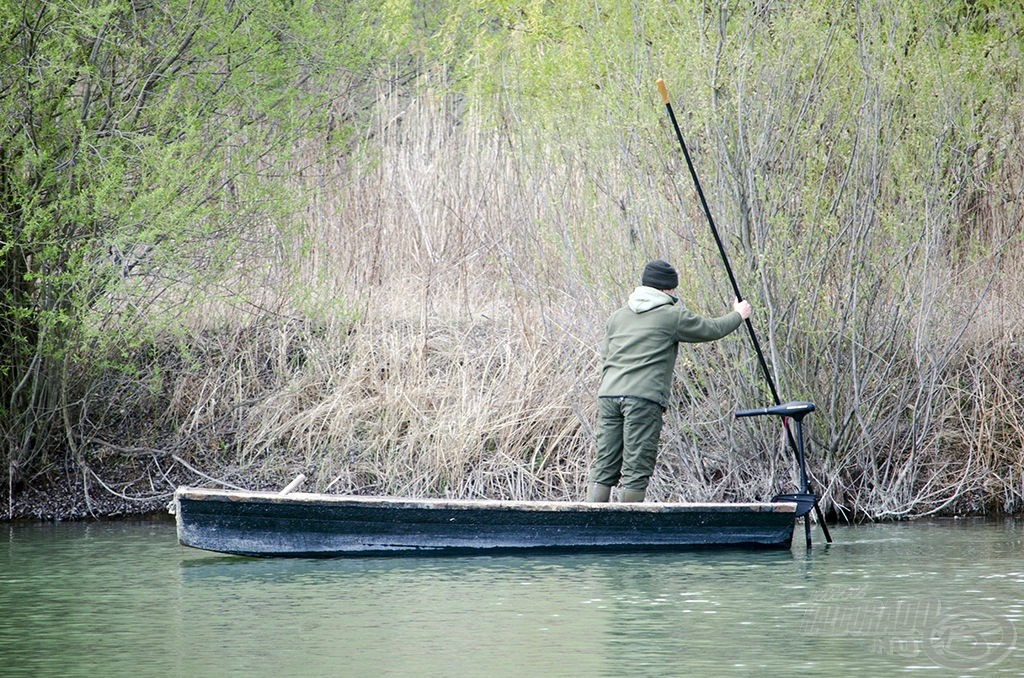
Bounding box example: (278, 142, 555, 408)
(60, 63, 1024, 522)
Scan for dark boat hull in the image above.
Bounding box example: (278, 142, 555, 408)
(171, 487, 797, 557)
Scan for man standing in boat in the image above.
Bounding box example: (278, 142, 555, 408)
(587, 259, 752, 503)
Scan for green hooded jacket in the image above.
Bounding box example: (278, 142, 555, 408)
(597, 286, 743, 409)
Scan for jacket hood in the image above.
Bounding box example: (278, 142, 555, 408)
(627, 286, 677, 313)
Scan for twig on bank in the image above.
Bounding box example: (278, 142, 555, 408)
(171, 454, 246, 490)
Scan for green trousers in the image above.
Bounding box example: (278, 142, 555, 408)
(589, 396, 664, 492)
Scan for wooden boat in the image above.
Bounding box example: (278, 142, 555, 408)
(170, 486, 798, 557)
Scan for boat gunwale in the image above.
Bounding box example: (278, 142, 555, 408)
(173, 487, 798, 514)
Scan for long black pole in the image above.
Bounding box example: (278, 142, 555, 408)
(656, 79, 780, 405)
(656, 78, 832, 544)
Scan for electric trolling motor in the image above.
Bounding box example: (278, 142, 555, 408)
(735, 401, 831, 548)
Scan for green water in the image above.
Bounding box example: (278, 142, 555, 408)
(1, 517, 1022, 676)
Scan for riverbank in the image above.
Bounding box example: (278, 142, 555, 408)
(6, 482, 166, 522)
(4, 458, 1018, 524)
(4, 460, 175, 522)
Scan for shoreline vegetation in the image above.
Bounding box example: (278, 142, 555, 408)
(3, 2, 1023, 522)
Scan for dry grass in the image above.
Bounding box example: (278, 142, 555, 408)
(47, 67, 1024, 522)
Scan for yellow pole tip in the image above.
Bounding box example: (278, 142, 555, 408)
(656, 79, 669, 105)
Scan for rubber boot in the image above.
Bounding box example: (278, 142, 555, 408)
(618, 488, 646, 503)
(586, 483, 612, 502)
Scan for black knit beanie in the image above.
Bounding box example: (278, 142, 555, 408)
(641, 259, 678, 290)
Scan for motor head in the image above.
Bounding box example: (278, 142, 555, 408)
(735, 401, 815, 420)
